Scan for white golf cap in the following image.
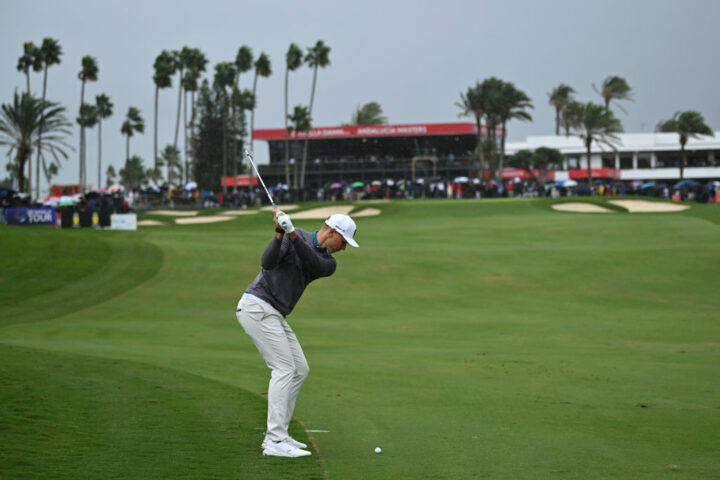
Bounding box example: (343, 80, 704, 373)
(325, 214, 359, 247)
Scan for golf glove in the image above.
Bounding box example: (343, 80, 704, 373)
(276, 212, 295, 234)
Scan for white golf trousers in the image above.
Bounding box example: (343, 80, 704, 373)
(236, 295, 309, 443)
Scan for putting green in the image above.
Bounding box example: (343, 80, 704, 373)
(1, 198, 719, 479)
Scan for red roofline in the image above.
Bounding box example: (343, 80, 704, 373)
(253, 122, 499, 141)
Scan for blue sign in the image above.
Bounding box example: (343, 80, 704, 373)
(4, 207, 57, 226)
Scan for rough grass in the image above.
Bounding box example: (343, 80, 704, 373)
(1, 198, 719, 479)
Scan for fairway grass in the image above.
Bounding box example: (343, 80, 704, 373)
(1, 199, 719, 479)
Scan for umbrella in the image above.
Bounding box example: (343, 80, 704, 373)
(330, 182, 342, 189)
(675, 180, 701, 188)
(416, 178, 425, 184)
(472, 178, 481, 184)
(641, 182, 655, 190)
(386, 179, 395, 186)
(371, 180, 382, 186)
(454, 176, 469, 183)
(59, 195, 75, 206)
(107, 184, 124, 193)
(184, 181, 198, 190)
(631, 179, 643, 187)
(556, 179, 578, 187)
(351, 181, 364, 188)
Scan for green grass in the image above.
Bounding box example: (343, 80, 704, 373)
(2, 199, 719, 479)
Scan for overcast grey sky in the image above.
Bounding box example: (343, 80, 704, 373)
(2, 0, 719, 190)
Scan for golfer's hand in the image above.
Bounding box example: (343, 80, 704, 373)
(276, 212, 295, 234)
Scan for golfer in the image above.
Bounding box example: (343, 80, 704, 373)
(236, 209, 359, 457)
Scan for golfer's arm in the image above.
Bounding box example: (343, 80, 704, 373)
(261, 236, 285, 269)
(292, 237, 336, 277)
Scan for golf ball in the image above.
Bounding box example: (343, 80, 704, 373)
(375, 447, 382, 454)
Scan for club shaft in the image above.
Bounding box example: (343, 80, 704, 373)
(244, 150, 276, 208)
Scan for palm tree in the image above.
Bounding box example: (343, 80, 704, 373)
(249, 52, 272, 192)
(78, 55, 98, 191)
(299, 40, 331, 189)
(0, 92, 72, 193)
(548, 84, 575, 136)
(34, 38, 63, 198)
(233, 46, 253, 190)
(214, 62, 237, 193)
(287, 105, 312, 188)
(119, 155, 148, 189)
(657, 111, 714, 180)
(173, 48, 192, 152)
(121, 106, 145, 173)
(561, 100, 582, 137)
(183, 48, 208, 182)
(17, 42, 42, 95)
(77, 103, 98, 190)
(105, 165, 117, 188)
(480, 77, 506, 180)
(495, 81, 533, 178)
(284, 43, 304, 186)
(457, 85, 488, 181)
(160, 145, 182, 186)
(95, 93, 113, 190)
(351, 102, 388, 125)
(508, 147, 564, 191)
(574, 102, 623, 186)
(153, 50, 175, 179)
(593, 75, 633, 113)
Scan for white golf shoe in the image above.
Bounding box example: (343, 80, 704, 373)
(262, 439, 311, 457)
(262, 435, 307, 450)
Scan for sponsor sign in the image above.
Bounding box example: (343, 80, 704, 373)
(253, 122, 498, 140)
(110, 213, 137, 231)
(4, 207, 57, 226)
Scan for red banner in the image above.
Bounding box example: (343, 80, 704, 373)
(568, 168, 619, 179)
(253, 122, 504, 140)
(221, 176, 258, 187)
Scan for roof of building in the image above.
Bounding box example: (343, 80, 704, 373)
(253, 122, 483, 141)
(506, 131, 720, 155)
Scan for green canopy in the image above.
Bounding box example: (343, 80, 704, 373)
(351, 181, 364, 188)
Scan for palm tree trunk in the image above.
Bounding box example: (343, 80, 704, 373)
(183, 90, 188, 184)
(680, 143, 686, 181)
(284, 68, 290, 186)
(98, 119, 102, 190)
(25, 72, 30, 95)
(154, 86, 159, 181)
(79, 80, 86, 191)
(173, 70, 183, 150)
(232, 102, 237, 192)
(586, 138, 593, 188)
(191, 90, 197, 182)
(250, 73, 258, 194)
(35, 65, 49, 199)
(17, 150, 29, 193)
(555, 107, 560, 136)
(498, 122, 507, 178)
(125, 135, 130, 170)
(222, 93, 228, 194)
(301, 66, 320, 190)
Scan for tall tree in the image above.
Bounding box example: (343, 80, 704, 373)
(160, 144, 182, 186)
(300, 40, 331, 189)
(183, 48, 208, 182)
(174, 48, 194, 151)
(119, 154, 148, 189)
(34, 38, 63, 198)
(351, 101, 388, 125)
(17, 42, 41, 95)
(250, 52, 272, 152)
(232, 45, 253, 190)
(76, 103, 98, 190)
(77, 55, 98, 191)
(121, 106, 145, 173)
(153, 50, 175, 180)
(457, 84, 488, 181)
(0, 92, 72, 193)
(594, 75, 633, 113)
(495, 81, 533, 179)
(508, 147, 563, 191)
(657, 111, 714, 180)
(283, 44, 303, 186)
(287, 105, 312, 189)
(548, 83, 575, 136)
(95, 93, 113, 190)
(480, 77, 505, 180)
(573, 102, 623, 185)
(105, 165, 117, 188)
(561, 100, 581, 137)
(193, 80, 224, 190)
(214, 62, 237, 193)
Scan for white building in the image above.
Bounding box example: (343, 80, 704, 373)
(505, 132, 720, 181)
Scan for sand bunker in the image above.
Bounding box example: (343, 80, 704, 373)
(138, 219, 166, 226)
(609, 200, 690, 213)
(260, 205, 299, 211)
(175, 216, 234, 225)
(219, 210, 260, 216)
(552, 203, 614, 213)
(352, 208, 382, 217)
(291, 205, 355, 219)
(149, 210, 198, 217)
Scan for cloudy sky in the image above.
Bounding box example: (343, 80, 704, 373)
(2, 0, 718, 190)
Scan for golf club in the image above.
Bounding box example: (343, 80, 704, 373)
(244, 149, 277, 209)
